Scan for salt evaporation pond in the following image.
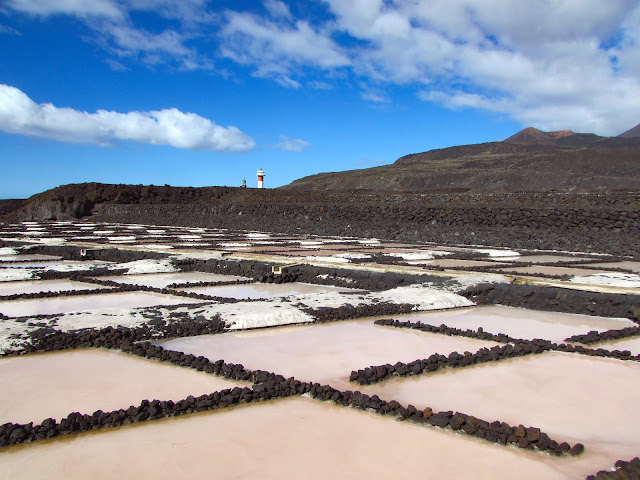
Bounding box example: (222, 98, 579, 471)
(160, 319, 499, 390)
(0, 291, 201, 317)
(589, 261, 640, 273)
(0, 397, 566, 480)
(177, 282, 359, 300)
(494, 255, 591, 264)
(595, 336, 640, 356)
(98, 272, 250, 289)
(497, 265, 611, 277)
(0, 255, 62, 262)
(360, 351, 640, 479)
(0, 349, 245, 425)
(0, 260, 94, 269)
(400, 305, 635, 342)
(0, 280, 111, 296)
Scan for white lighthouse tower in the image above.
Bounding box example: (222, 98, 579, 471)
(256, 168, 265, 189)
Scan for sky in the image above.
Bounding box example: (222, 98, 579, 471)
(1, 0, 639, 199)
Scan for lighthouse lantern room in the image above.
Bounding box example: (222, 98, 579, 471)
(257, 168, 265, 189)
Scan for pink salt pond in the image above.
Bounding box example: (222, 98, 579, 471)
(177, 282, 358, 300)
(0, 397, 567, 480)
(159, 319, 499, 390)
(360, 351, 640, 479)
(401, 305, 635, 342)
(497, 265, 611, 277)
(98, 272, 250, 289)
(0, 279, 110, 296)
(595, 336, 640, 356)
(0, 348, 245, 425)
(0, 291, 201, 317)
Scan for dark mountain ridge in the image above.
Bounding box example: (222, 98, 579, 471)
(283, 126, 640, 193)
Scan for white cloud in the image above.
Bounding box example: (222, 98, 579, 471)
(360, 91, 390, 103)
(5, 0, 209, 70)
(0, 84, 255, 152)
(274, 135, 311, 152)
(220, 11, 349, 86)
(6, 0, 124, 20)
(0, 24, 20, 35)
(5, 1, 640, 133)
(319, 0, 640, 135)
(264, 0, 292, 19)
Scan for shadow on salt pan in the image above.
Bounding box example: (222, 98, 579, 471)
(0, 397, 566, 480)
(160, 319, 499, 390)
(0, 348, 246, 425)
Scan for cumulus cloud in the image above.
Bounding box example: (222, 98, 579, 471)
(220, 11, 349, 86)
(264, 0, 292, 19)
(5, 0, 123, 19)
(5, 1, 640, 133)
(5, 0, 208, 70)
(0, 84, 255, 152)
(215, 0, 640, 134)
(273, 135, 311, 152)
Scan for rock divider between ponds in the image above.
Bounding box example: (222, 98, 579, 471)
(353, 323, 640, 387)
(350, 340, 555, 385)
(565, 326, 640, 344)
(374, 318, 522, 343)
(585, 457, 640, 480)
(0, 340, 581, 457)
(461, 282, 640, 322)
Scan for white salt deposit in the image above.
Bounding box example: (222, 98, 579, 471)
(0, 269, 33, 282)
(120, 259, 177, 275)
(304, 255, 351, 264)
(107, 236, 136, 241)
(570, 272, 640, 288)
(447, 273, 511, 292)
(475, 248, 521, 258)
(370, 284, 474, 310)
(34, 237, 66, 245)
(0, 248, 18, 255)
(215, 300, 315, 330)
(386, 251, 451, 261)
(334, 253, 371, 260)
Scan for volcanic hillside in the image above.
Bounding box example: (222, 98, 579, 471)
(283, 126, 640, 193)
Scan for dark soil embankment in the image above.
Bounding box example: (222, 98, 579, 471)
(3, 183, 640, 256)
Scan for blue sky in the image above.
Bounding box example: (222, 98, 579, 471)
(1, 1, 639, 198)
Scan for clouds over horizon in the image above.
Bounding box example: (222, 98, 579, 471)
(4, 0, 640, 135)
(0, 84, 255, 152)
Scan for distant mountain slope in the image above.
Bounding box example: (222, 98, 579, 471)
(283, 128, 640, 193)
(619, 123, 640, 138)
(503, 127, 605, 145)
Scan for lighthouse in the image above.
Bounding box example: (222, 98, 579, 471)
(256, 168, 265, 189)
